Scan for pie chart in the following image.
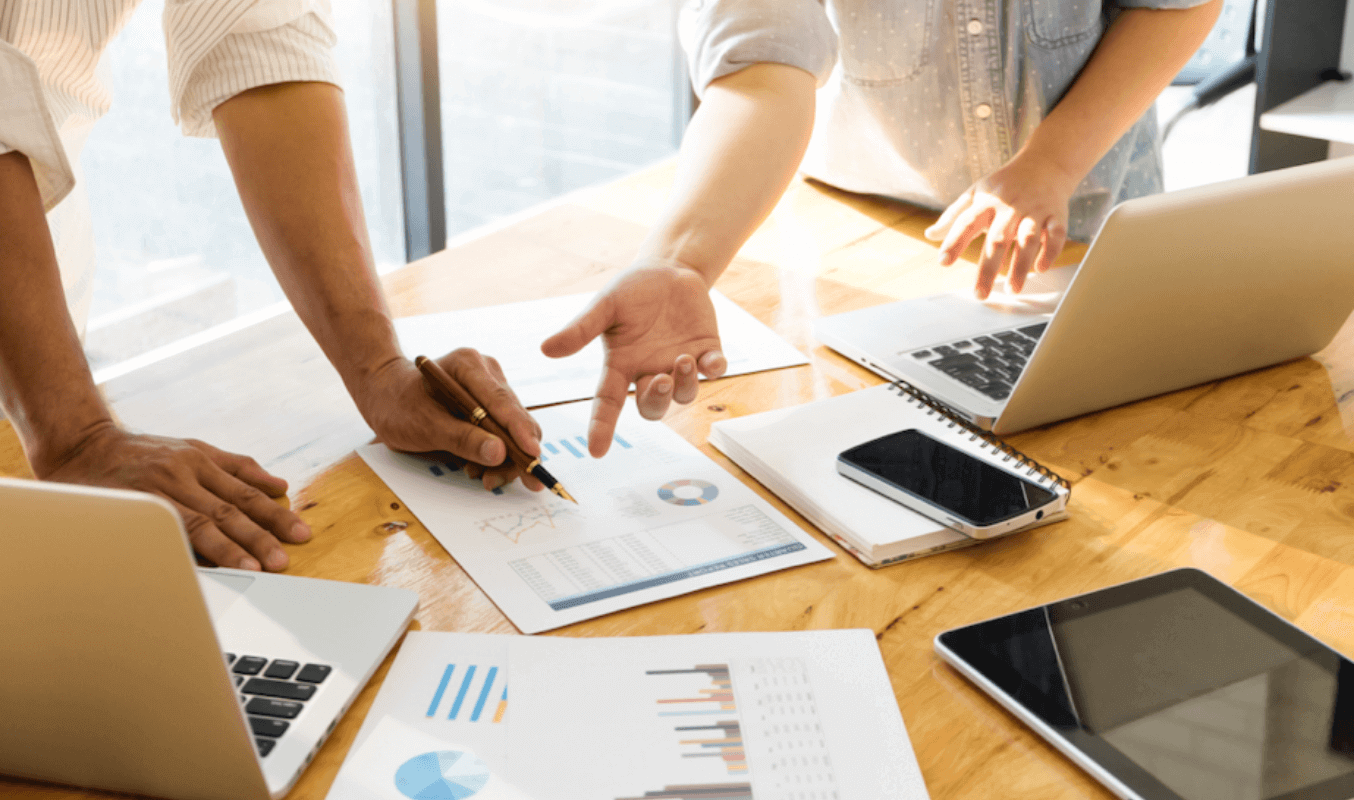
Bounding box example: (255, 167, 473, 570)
(657, 478, 719, 506)
(394, 750, 491, 800)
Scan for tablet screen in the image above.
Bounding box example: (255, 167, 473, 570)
(939, 570, 1354, 800)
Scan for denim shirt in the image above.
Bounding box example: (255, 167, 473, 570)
(679, 0, 1211, 240)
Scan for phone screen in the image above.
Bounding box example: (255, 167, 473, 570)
(839, 429, 1055, 526)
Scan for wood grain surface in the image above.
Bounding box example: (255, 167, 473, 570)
(4, 160, 1354, 800)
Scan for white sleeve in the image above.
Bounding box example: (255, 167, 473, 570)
(165, 0, 342, 138)
(0, 40, 76, 211)
(678, 0, 838, 98)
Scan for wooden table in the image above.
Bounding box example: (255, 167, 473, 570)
(6, 161, 1354, 799)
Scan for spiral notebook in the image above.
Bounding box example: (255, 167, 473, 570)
(709, 383, 1071, 567)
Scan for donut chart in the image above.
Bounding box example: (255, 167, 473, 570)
(394, 750, 490, 800)
(657, 479, 719, 506)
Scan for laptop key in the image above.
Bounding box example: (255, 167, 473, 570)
(952, 340, 972, 348)
(249, 716, 290, 738)
(911, 349, 932, 359)
(232, 656, 267, 675)
(233, 675, 244, 688)
(296, 664, 333, 684)
(264, 660, 300, 680)
(255, 738, 276, 757)
(224, 653, 237, 665)
(246, 697, 303, 719)
(1018, 323, 1048, 340)
(242, 678, 316, 702)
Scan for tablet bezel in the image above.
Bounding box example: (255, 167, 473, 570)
(934, 568, 1354, 800)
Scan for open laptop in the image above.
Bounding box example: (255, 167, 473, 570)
(0, 477, 418, 800)
(815, 156, 1354, 435)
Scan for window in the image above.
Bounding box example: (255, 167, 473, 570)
(82, 0, 403, 373)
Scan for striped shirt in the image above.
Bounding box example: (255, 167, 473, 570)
(0, 0, 339, 330)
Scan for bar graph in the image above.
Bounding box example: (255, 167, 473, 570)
(539, 434, 632, 462)
(425, 664, 505, 723)
(649, 665, 746, 775)
(618, 659, 839, 800)
(614, 784, 753, 800)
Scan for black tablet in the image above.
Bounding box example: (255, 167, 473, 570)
(935, 569, 1354, 800)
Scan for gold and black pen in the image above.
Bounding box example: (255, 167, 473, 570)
(414, 355, 577, 504)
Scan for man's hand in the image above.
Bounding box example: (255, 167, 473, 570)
(40, 424, 309, 572)
(925, 153, 1078, 300)
(356, 350, 545, 491)
(541, 262, 727, 458)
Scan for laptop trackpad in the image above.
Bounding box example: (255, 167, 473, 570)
(198, 570, 255, 621)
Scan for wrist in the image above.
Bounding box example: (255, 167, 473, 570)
(25, 416, 120, 479)
(630, 251, 721, 291)
(1010, 135, 1090, 198)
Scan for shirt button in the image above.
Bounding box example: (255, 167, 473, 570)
(975, 103, 993, 119)
(967, 19, 984, 35)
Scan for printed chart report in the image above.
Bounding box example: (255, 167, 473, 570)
(506, 631, 931, 800)
(358, 403, 832, 633)
(326, 633, 531, 800)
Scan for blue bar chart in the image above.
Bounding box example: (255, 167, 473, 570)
(425, 664, 506, 724)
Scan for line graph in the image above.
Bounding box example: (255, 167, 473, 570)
(475, 503, 579, 544)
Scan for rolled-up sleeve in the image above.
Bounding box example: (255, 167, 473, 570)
(0, 41, 75, 211)
(678, 0, 838, 97)
(165, 0, 341, 138)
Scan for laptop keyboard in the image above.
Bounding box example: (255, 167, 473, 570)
(226, 652, 332, 757)
(908, 322, 1048, 401)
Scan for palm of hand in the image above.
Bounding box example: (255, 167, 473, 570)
(598, 268, 720, 379)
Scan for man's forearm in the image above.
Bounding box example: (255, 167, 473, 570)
(638, 63, 817, 284)
(1020, 1, 1224, 184)
(213, 82, 400, 403)
(0, 152, 114, 474)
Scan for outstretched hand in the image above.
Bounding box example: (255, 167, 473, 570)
(541, 262, 727, 457)
(925, 153, 1077, 300)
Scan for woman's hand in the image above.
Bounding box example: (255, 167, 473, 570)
(925, 153, 1079, 299)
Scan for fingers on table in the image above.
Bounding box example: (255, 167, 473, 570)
(174, 458, 305, 573)
(192, 438, 288, 497)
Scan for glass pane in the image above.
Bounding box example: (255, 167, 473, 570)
(437, 0, 682, 233)
(81, 0, 403, 373)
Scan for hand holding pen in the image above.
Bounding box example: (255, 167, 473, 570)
(416, 355, 577, 503)
(356, 349, 550, 494)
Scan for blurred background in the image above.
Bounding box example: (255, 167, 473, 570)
(78, 0, 1353, 375)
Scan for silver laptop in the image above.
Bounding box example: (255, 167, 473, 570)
(0, 477, 418, 800)
(815, 156, 1354, 435)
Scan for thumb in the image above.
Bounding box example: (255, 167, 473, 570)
(541, 297, 612, 359)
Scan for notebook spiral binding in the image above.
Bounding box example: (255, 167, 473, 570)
(887, 381, 1072, 492)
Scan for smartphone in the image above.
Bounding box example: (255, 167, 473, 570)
(836, 429, 1066, 539)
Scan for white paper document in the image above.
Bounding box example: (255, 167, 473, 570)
(326, 633, 524, 800)
(326, 630, 931, 800)
(358, 403, 832, 633)
(394, 291, 808, 408)
(506, 630, 931, 800)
